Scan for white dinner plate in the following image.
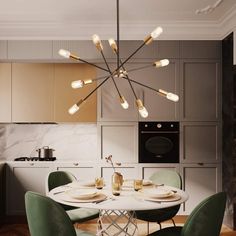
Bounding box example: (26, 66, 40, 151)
(66, 189, 98, 200)
(58, 192, 107, 203)
(141, 188, 174, 198)
(141, 193, 181, 202)
(142, 180, 153, 186)
(67, 180, 95, 188)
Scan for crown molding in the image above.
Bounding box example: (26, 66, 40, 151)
(0, 6, 235, 40)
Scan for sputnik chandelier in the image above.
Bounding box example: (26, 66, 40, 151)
(58, 0, 179, 118)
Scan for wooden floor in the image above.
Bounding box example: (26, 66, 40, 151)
(0, 217, 235, 236)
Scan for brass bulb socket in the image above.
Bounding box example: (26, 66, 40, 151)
(84, 79, 93, 85)
(158, 89, 168, 97)
(144, 35, 153, 45)
(76, 99, 85, 106)
(136, 99, 144, 109)
(110, 43, 118, 53)
(120, 96, 125, 104)
(70, 53, 80, 60)
(95, 43, 103, 51)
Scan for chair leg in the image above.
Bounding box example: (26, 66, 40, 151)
(171, 218, 176, 227)
(157, 222, 162, 229)
(147, 221, 149, 235)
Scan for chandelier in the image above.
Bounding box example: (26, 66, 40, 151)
(58, 0, 179, 118)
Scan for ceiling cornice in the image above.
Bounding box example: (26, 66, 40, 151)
(0, 6, 235, 40)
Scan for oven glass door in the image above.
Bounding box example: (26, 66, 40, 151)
(139, 132, 179, 163)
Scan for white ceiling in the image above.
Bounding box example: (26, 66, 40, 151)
(1, 0, 236, 40)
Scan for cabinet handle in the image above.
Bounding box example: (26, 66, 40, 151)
(73, 163, 79, 166)
(29, 163, 34, 166)
(198, 163, 204, 166)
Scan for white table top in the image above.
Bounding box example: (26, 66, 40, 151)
(49, 184, 188, 211)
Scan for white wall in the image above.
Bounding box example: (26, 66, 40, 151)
(0, 124, 97, 161)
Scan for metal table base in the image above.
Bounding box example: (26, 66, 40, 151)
(97, 210, 138, 236)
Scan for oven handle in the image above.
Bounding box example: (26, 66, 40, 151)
(140, 131, 179, 134)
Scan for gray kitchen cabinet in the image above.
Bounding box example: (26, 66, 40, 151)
(6, 162, 53, 215)
(155, 40, 180, 59)
(180, 59, 221, 121)
(0, 41, 8, 60)
(97, 60, 179, 121)
(98, 122, 138, 163)
(53, 40, 103, 61)
(141, 164, 180, 180)
(180, 163, 221, 214)
(8, 41, 53, 60)
(180, 41, 221, 59)
(136, 60, 180, 121)
(0, 63, 11, 122)
(119, 41, 156, 60)
(180, 122, 221, 163)
(97, 64, 140, 121)
(56, 162, 98, 181)
(12, 63, 54, 122)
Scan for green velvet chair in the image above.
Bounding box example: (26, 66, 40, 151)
(148, 191, 226, 236)
(46, 171, 99, 224)
(135, 170, 182, 233)
(25, 191, 95, 236)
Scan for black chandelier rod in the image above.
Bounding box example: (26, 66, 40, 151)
(83, 75, 111, 101)
(123, 76, 161, 94)
(101, 50, 122, 97)
(117, 0, 120, 70)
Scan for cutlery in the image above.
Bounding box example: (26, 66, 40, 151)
(95, 197, 115, 204)
(53, 190, 65, 195)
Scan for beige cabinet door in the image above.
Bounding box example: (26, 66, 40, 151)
(0, 63, 11, 122)
(12, 63, 54, 122)
(54, 64, 97, 122)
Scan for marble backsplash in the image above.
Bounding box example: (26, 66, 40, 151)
(0, 123, 97, 161)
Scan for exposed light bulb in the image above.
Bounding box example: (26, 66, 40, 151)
(120, 96, 129, 109)
(139, 106, 149, 118)
(68, 99, 84, 115)
(151, 27, 163, 39)
(71, 79, 93, 89)
(108, 38, 117, 53)
(92, 34, 103, 51)
(166, 93, 179, 102)
(71, 80, 84, 89)
(68, 104, 79, 115)
(154, 59, 170, 68)
(58, 49, 71, 58)
(136, 99, 148, 118)
(158, 89, 179, 102)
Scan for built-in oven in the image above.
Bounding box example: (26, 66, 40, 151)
(139, 122, 179, 163)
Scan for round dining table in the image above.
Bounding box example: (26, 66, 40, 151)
(48, 182, 188, 236)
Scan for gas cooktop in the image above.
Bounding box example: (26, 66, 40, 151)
(14, 157, 56, 161)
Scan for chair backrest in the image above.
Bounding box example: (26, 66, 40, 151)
(181, 192, 226, 236)
(149, 170, 182, 189)
(46, 171, 76, 193)
(25, 191, 76, 236)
